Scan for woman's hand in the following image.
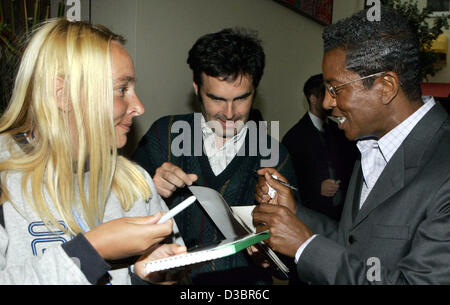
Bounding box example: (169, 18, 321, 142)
(134, 243, 188, 284)
(84, 212, 173, 260)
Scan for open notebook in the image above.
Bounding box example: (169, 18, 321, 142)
(189, 186, 290, 278)
(144, 231, 269, 273)
(144, 186, 289, 276)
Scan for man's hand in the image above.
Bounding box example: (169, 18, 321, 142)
(252, 204, 313, 258)
(254, 168, 297, 213)
(321, 179, 340, 197)
(84, 213, 173, 260)
(134, 243, 188, 284)
(154, 162, 198, 198)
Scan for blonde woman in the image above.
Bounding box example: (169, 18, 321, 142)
(0, 19, 186, 285)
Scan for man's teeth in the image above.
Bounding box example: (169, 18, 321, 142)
(328, 116, 347, 124)
(336, 117, 347, 124)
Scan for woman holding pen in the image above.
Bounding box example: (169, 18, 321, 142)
(0, 18, 185, 284)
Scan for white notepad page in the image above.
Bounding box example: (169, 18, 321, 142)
(144, 231, 270, 274)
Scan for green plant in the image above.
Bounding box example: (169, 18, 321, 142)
(0, 0, 65, 114)
(381, 0, 450, 81)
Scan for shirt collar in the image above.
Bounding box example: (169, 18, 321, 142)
(357, 96, 436, 162)
(200, 114, 248, 147)
(308, 111, 326, 132)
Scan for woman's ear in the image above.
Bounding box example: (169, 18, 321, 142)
(380, 72, 400, 106)
(55, 77, 73, 112)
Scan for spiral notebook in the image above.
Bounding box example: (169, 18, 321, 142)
(144, 230, 270, 273)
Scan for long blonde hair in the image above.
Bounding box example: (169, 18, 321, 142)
(0, 18, 151, 234)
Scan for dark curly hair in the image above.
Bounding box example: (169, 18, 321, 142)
(323, 5, 422, 101)
(187, 28, 265, 90)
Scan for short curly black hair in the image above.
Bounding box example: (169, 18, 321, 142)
(187, 28, 265, 90)
(323, 5, 422, 101)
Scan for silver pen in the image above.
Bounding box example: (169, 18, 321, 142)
(254, 171, 298, 191)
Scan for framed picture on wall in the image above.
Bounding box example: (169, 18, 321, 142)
(274, 0, 333, 25)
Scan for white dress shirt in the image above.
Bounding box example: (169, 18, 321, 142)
(357, 96, 435, 207)
(308, 111, 326, 132)
(201, 114, 248, 176)
(294, 96, 436, 264)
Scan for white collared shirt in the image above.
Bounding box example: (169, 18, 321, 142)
(294, 96, 436, 264)
(357, 96, 436, 208)
(308, 111, 325, 132)
(201, 114, 248, 176)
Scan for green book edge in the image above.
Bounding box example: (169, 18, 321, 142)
(217, 230, 270, 258)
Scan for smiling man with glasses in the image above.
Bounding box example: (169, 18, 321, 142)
(253, 5, 450, 284)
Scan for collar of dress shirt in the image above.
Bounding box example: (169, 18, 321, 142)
(357, 96, 436, 163)
(308, 111, 326, 132)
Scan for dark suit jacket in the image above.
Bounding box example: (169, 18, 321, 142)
(295, 103, 450, 284)
(282, 113, 357, 220)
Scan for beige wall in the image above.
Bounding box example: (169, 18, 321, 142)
(333, 0, 364, 21)
(90, 0, 365, 153)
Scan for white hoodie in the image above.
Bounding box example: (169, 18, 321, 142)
(0, 134, 184, 285)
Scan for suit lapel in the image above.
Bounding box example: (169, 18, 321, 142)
(352, 166, 363, 222)
(337, 160, 361, 232)
(352, 145, 405, 227)
(351, 103, 448, 229)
